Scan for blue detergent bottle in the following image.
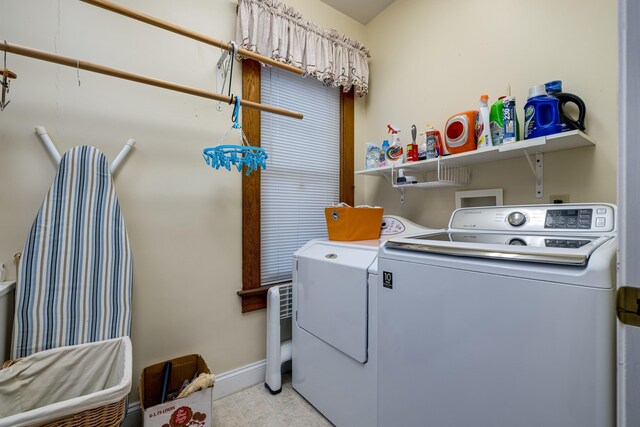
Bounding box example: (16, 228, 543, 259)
(545, 80, 587, 132)
(524, 84, 563, 139)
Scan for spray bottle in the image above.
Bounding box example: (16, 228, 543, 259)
(386, 124, 404, 165)
(476, 94, 493, 149)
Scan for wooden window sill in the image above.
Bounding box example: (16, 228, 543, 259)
(237, 283, 291, 313)
(236, 283, 284, 298)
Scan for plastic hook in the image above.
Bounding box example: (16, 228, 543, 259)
(1, 40, 11, 111)
(231, 95, 241, 129)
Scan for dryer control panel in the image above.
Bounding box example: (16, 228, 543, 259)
(380, 215, 438, 238)
(449, 204, 615, 233)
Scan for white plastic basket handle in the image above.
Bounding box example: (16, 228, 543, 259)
(331, 202, 381, 208)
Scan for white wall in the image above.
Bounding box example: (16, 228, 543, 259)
(0, 0, 365, 400)
(360, 0, 618, 227)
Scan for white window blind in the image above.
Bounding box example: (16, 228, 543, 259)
(260, 67, 341, 285)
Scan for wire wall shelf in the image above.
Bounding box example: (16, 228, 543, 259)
(391, 159, 470, 189)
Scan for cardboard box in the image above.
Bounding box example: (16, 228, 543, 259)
(139, 354, 214, 427)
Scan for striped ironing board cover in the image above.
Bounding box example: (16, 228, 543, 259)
(12, 146, 132, 358)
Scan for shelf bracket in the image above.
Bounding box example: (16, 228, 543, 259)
(524, 150, 544, 198)
(388, 166, 406, 204)
(382, 170, 394, 186)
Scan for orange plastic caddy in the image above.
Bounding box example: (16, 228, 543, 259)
(325, 205, 384, 241)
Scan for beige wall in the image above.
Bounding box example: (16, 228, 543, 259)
(0, 0, 617, 404)
(0, 0, 365, 400)
(360, 0, 618, 228)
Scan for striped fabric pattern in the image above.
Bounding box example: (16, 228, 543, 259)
(12, 146, 132, 358)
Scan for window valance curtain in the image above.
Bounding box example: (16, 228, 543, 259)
(236, 0, 370, 96)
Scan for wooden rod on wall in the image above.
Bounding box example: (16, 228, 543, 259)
(0, 42, 304, 120)
(80, 0, 304, 76)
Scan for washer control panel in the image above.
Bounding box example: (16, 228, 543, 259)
(545, 208, 593, 229)
(545, 239, 592, 248)
(449, 204, 615, 233)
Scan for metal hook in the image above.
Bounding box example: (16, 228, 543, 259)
(215, 41, 239, 112)
(226, 41, 237, 98)
(76, 59, 81, 87)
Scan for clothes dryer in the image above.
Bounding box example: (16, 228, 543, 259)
(292, 216, 436, 427)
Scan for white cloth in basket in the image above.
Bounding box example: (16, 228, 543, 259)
(0, 337, 132, 427)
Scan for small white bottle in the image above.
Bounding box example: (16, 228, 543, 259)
(476, 94, 493, 149)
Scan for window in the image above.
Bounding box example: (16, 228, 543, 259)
(260, 66, 340, 285)
(239, 60, 354, 312)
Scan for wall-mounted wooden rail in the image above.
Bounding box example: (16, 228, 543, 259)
(80, 0, 303, 76)
(0, 42, 303, 119)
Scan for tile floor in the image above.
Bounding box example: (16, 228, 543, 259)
(212, 373, 333, 426)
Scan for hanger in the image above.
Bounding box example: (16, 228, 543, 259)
(203, 96, 268, 176)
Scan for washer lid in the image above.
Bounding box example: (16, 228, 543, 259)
(385, 232, 614, 265)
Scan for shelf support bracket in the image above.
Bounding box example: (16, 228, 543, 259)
(524, 150, 543, 198)
(388, 166, 406, 204)
(382, 170, 394, 186)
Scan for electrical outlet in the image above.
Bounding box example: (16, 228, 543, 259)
(549, 194, 570, 204)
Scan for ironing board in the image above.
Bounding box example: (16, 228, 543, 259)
(12, 146, 132, 358)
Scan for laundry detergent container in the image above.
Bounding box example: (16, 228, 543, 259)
(0, 337, 132, 427)
(445, 111, 478, 154)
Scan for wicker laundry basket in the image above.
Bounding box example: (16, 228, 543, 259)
(0, 337, 132, 427)
(39, 397, 126, 427)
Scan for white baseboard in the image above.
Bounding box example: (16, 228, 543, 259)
(123, 359, 267, 426)
(211, 359, 267, 400)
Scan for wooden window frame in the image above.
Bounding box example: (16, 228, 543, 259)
(237, 59, 354, 313)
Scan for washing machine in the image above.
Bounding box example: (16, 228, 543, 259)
(378, 204, 617, 427)
(292, 216, 437, 427)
